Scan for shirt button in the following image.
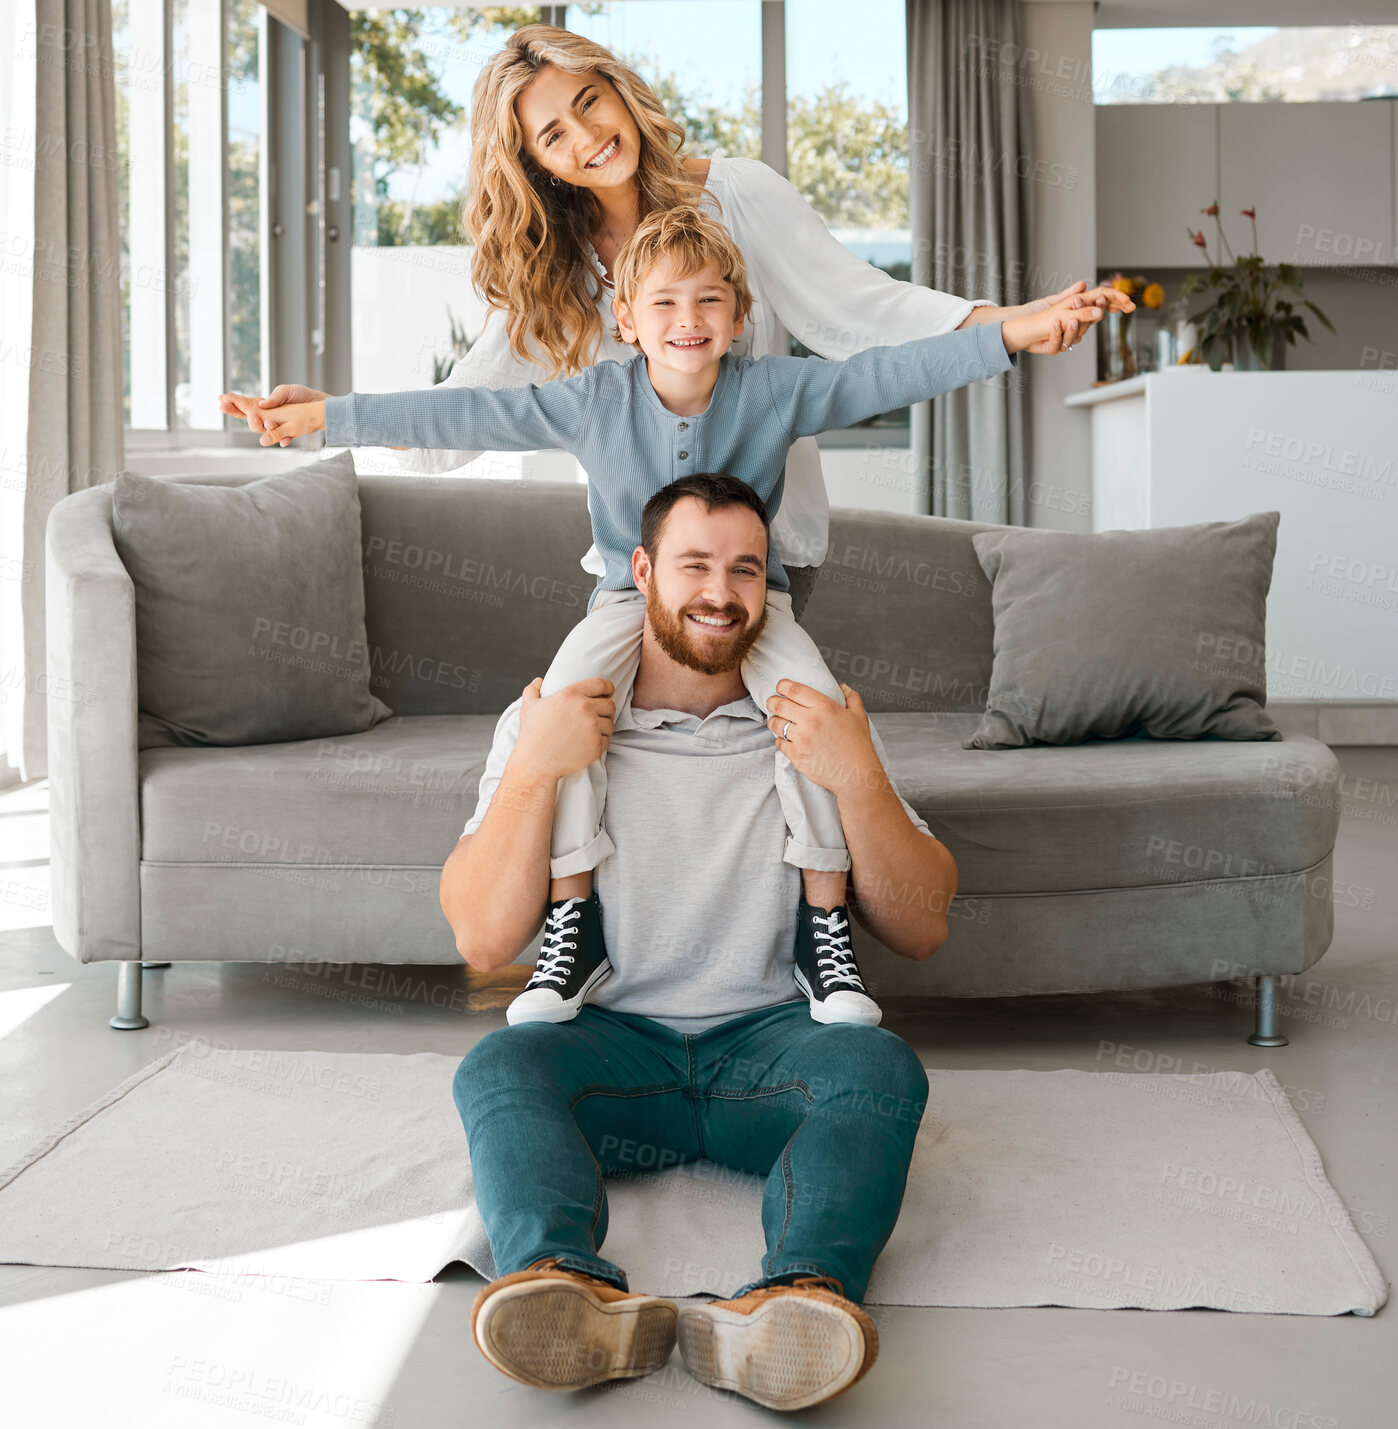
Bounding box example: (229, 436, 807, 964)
(678, 450, 689, 459)
(677, 421, 689, 431)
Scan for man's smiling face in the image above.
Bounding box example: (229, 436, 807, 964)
(635, 496, 769, 675)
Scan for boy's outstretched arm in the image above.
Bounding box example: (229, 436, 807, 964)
(257, 366, 609, 453)
(772, 306, 1102, 440)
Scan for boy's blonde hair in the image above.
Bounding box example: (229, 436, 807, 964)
(610, 206, 754, 348)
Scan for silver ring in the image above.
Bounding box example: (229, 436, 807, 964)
(781, 719, 792, 741)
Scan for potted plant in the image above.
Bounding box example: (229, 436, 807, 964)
(1181, 204, 1335, 371)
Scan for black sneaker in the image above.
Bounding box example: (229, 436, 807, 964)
(793, 898, 882, 1027)
(507, 892, 613, 1026)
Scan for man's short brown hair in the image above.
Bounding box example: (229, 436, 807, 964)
(640, 474, 769, 565)
(610, 206, 754, 348)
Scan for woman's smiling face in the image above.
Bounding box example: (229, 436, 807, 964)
(516, 65, 642, 195)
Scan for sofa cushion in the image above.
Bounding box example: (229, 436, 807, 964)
(964, 511, 1283, 749)
(873, 712, 1332, 895)
(112, 451, 393, 748)
(139, 715, 496, 870)
(138, 713, 1338, 902)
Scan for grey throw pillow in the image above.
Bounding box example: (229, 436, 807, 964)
(112, 451, 393, 747)
(963, 511, 1283, 750)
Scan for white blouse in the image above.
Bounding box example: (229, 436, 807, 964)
(368, 149, 992, 573)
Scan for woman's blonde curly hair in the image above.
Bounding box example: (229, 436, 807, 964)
(463, 24, 720, 380)
(610, 205, 753, 350)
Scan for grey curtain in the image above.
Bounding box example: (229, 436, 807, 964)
(6, 0, 125, 781)
(906, 0, 1033, 524)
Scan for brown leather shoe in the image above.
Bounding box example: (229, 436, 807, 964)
(676, 1275, 878, 1411)
(470, 1257, 677, 1391)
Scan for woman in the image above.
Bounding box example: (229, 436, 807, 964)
(222, 23, 1128, 612)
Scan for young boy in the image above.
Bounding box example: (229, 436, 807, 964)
(236, 207, 1099, 1030)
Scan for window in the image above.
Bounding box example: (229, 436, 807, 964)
(113, 0, 270, 438)
(785, 0, 911, 437)
(348, 9, 511, 393)
(227, 0, 264, 397)
(346, 2, 912, 442)
(1093, 25, 1398, 104)
(568, 1, 763, 156)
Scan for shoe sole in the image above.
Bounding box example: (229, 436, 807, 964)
(793, 969, 883, 1027)
(677, 1295, 870, 1410)
(506, 963, 613, 1025)
(473, 1278, 677, 1390)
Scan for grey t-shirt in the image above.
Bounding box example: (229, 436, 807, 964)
(462, 693, 933, 1034)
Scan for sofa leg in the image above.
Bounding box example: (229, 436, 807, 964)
(1246, 973, 1288, 1048)
(110, 962, 150, 1031)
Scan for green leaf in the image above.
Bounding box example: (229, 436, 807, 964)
(1303, 299, 1336, 334)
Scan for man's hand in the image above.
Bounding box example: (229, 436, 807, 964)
(765, 679, 883, 797)
(514, 676, 616, 782)
(258, 400, 327, 446)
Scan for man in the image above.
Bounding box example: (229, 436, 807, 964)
(440, 474, 958, 1412)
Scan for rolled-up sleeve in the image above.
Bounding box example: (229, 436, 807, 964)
(866, 718, 934, 839)
(718, 156, 996, 358)
(461, 698, 525, 839)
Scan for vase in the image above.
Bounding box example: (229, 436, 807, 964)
(1231, 324, 1288, 372)
(1100, 310, 1136, 382)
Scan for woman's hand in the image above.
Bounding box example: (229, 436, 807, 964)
(1028, 280, 1135, 318)
(765, 679, 883, 797)
(218, 384, 330, 440)
(258, 400, 327, 445)
(514, 677, 616, 783)
(1019, 280, 1134, 355)
(1002, 302, 1103, 357)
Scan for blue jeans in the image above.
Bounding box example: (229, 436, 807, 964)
(452, 1001, 928, 1305)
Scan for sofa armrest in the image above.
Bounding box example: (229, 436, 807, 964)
(46, 485, 141, 963)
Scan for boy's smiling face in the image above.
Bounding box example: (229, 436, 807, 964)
(613, 258, 745, 378)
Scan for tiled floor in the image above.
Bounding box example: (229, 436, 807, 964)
(2, 751, 1395, 1426)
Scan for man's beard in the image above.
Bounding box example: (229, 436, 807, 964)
(647, 575, 768, 675)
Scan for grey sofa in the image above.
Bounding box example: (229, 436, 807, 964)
(46, 471, 1341, 1043)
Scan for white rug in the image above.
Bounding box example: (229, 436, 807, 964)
(0, 1043, 1385, 1315)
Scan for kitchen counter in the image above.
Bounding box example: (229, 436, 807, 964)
(1064, 369, 1397, 714)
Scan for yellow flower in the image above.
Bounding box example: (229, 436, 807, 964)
(1111, 274, 1135, 294)
(1142, 282, 1165, 309)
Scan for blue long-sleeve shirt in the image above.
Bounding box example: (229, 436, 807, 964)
(325, 321, 1015, 612)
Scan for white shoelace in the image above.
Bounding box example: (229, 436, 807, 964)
(527, 899, 584, 988)
(813, 909, 865, 992)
